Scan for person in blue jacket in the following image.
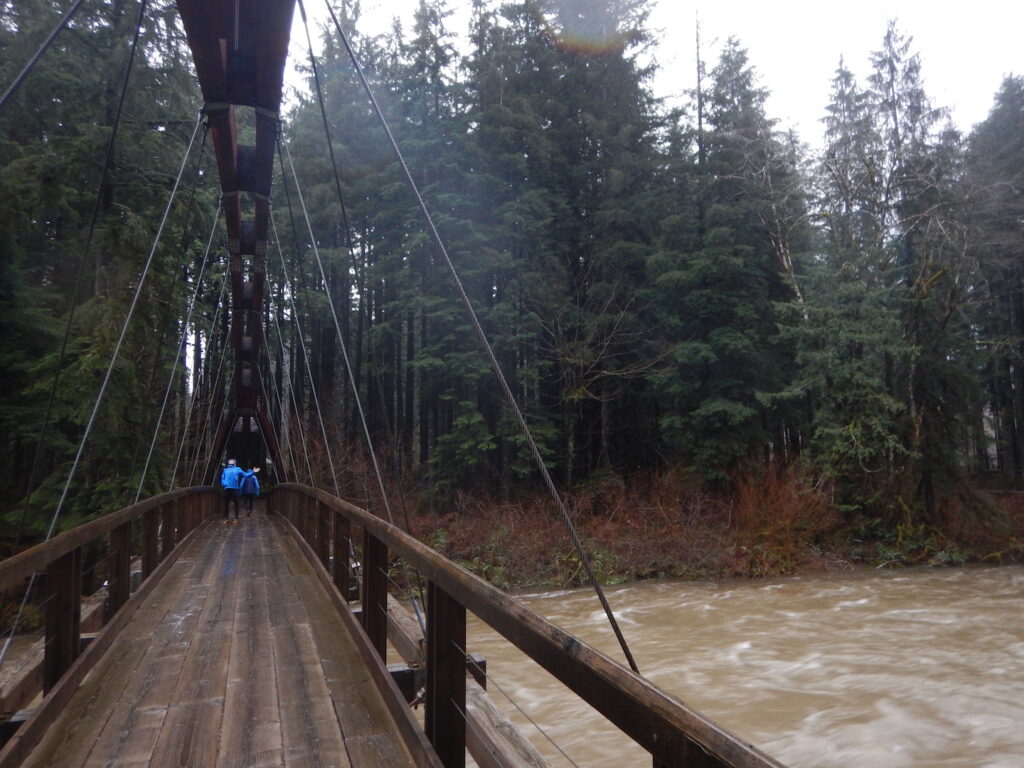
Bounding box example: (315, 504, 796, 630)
(239, 466, 261, 516)
(220, 459, 257, 522)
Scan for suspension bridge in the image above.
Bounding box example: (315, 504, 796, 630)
(0, 2, 786, 766)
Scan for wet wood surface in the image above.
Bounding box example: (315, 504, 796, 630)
(20, 515, 423, 768)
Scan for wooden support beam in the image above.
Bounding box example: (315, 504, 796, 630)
(362, 530, 389, 662)
(0, 711, 31, 750)
(43, 548, 81, 693)
(106, 522, 131, 620)
(426, 581, 466, 768)
(160, 503, 175, 561)
(142, 507, 159, 578)
(305, 495, 316, 548)
(333, 510, 350, 601)
(384, 595, 550, 768)
(316, 501, 330, 569)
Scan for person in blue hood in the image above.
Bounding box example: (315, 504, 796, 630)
(239, 466, 261, 516)
(220, 459, 257, 522)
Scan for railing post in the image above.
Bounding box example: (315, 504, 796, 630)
(333, 510, 350, 600)
(44, 547, 82, 693)
(316, 501, 330, 569)
(143, 507, 159, 577)
(425, 580, 466, 768)
(107, 521, 131, 620)
(305, 495, 316, 548)
(173, 497, 184, 543)
(161, 502, 176, 560)
(184, 494, 195, 533)
(362, 529, 388, 661)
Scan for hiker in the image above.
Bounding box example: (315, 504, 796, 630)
(220, 459, 257, 522)
(240, 466, 261, 516)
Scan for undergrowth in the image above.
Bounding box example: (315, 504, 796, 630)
(408, 465, 1024, 591)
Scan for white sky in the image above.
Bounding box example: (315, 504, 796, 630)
(287, 0, 1022, 145)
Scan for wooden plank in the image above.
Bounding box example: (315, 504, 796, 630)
(217, 518, 284, 767)
(262, 522, 350, 768)
(465, 684, 550, 768)
(75, 528, 225, 767)
(142, 507, 159, 578)
(284, 562, 415, 767)
(273, 512, 443, 768)
(147, 520, 243, 767)
(316, 502, 330, 569)
(387, 594, 425, 665)
(425, 581, 466, 768)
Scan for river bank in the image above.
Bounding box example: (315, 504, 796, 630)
(408, 475, 1024, 591)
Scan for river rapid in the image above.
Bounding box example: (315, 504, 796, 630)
(466, 565, 1024, 767)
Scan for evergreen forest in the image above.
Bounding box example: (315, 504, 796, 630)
(3, 0, 1023, 576)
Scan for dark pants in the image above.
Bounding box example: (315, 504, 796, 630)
(223, 488, 239, 518)
(242, 493, 255, 515)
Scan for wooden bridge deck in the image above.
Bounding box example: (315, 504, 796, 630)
(21, 514, 419, 768)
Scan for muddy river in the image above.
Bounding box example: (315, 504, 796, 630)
(466, 566, 1024, 767)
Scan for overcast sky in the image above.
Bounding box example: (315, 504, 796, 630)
(288, 0, 1022, 145)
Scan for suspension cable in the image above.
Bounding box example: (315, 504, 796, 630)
(260, 263, 298, 476)
(280, 134, 397, 521)
(259, 342, 299, 481)
(47, 112, 203, 537)
(136, 200, 221, 501)
(0, 0, 88, 110)
(1, 111, 202, 671)
(179, 271, 229, 487)
(295, 0, 359, 280)
(297, 0, 422, 543)
(265, 284, 315, 483)
(255, 356, 291, 481)
(280, 132, 429, 634)
(10, 0, 150, 556)
(270, 215, 342, 496)
(128, 123, 210, 487)
(322, 6, 640, 673)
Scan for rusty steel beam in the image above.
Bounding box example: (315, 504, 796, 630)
(176, 0, 296, 481)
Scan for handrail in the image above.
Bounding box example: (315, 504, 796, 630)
(0, 486, 214, 592)
(271, 483, 785, 768)
(0, 487, 218, 696)
(0, 486, 219, 767)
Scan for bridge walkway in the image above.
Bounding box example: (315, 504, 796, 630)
(21, 514, 418, 768)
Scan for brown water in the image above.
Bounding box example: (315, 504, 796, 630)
(466, 566, 1024, 767)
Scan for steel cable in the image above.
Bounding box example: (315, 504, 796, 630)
(137, 200, 221, 501)
(0, 0, 88, 110)
(270, 216, 342, 497)
(0, 110, 203, 670)
(10, 0, 151, 556)
(321, 4, 639, 673)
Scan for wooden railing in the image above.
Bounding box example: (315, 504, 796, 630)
(271, 483, 785, 768)
(0, 487, 218, 763)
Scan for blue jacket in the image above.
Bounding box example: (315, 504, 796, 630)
(220, 465, 252, 489)
(240, 473, 260, 496)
